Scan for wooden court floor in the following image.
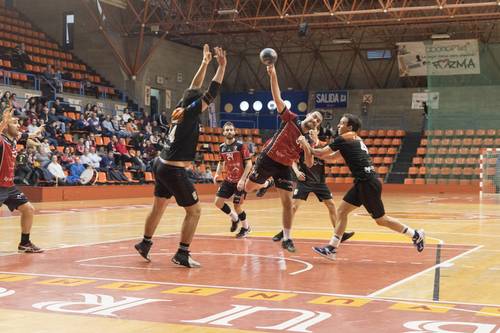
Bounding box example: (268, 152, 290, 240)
(0, 190, 499, 332)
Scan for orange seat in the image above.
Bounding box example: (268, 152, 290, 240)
(144, 172, 154, 182)
(383, 156, 393, 165)
(404, 178, 414, 185)
(414, 178, 425, 185)
(408, 167, 418, 176)
(412, 157, 423, 165)
(377, 166, 389, 175)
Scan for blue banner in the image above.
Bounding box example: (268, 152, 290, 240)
(314, 91, 348, 109)
(220, 90, 309, 130)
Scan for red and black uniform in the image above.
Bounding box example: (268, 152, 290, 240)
(216, 141, 251, 202)
(0, 134, 29, 211)
(249, 108, 303, 191)
(329, 135, 384, 218)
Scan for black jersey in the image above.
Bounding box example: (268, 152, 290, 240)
(160, 99, 202, 161)
(329, 135, 376, 180)
(298, 139, 325, 184)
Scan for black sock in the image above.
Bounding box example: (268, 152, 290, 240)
(143, 235, 152, 243)
(178, 242, 190, 252)
(220, 203, 231, 214)
(21, 233, 30, 245)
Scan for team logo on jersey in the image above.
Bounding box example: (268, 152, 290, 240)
(192, 191, 198, 201)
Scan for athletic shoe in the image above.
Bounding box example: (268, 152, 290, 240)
(236, 227, 251, 238)
(412, 229, 425, 252)
(272, 230, 283, 242)
(282, 239, 296, 253)
(341, 231, 355, 243)
(171, 250, 201, 268)
(312, 246, 337, 261)
(18, 241, 43, 253)
(256, 179, 274, 197)
(230, 219, 239, 232)
(134, 240, 152, 262)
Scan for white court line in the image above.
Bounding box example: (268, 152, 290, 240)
(368, 245, 484, 297)
(75, 252, 313, 276)
(0, 270, 497, 316)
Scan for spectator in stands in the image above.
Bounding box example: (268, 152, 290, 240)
(99, 151, 128, 182)
(122, 109, 132, 123)
(11, 43, 30, 70)
(201, 166, 214, 183)
(101, 115, 115, 137)
(15, 148, 35, 186)
(243, 136, 256, 155)
(87, 112, 102, 134)
(128, 149, 147, 172)
(156, 111, 169, 132)
(74, 113, 91, 132)
(47, 155, 67, 185)
(88, 147, 102, 169)
(111, 116, 129, 137)
(75, 137, 85, 155)
(9, 94, 22, 114)
(495, 154, 500, 194)
(67, 156, 85, 184)
(115, 137, 131, 165)
(80, 148, 92, 167)
(125, 118, 139, 136)
(143, 140, 157, 160)
(59, 147, 75, 167)
(1, 91, 12, 106)
(34, 139, 51, 167)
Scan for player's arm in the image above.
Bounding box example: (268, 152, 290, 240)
(322, 150, 341, 163)
(301, 137, 334, 159)
(292, 161, 306, 181)
(266, 64, 286, 114)
(214, 160, 224, 184)
(297, 136, 314, 168)
(189, 44, 212, 89)
(200, 47, 226, 112)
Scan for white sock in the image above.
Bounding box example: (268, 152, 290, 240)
(230, 211, 238, 222)
(283, 228, 291, 241)
(402, 225, 415, 238)
(242, 219, 249, 229)
(329, 234, 341, 248)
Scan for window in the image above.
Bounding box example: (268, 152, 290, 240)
(367, 50, 392, 60)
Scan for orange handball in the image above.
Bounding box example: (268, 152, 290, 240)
(171, 107, 185, 123)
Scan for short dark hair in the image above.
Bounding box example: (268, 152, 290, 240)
(177, 88, 203, 108)
(343, 113, 362, 132)
(223, 121, 234, 129)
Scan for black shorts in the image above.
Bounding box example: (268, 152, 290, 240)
(0, 186, 29, 211)
(216, 180, 247, 204)
(293, 182, 332, 202)
(343, 176, 385, 219)
(153, 161, 199, 207)
(248, 154, 293, 192)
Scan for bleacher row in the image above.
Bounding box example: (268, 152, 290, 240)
(194, 128, 405, 184)
(405, 129, 499, 185)
(0, 6, 115, 95)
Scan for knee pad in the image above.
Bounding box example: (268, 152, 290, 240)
(238, 211, 246, 221)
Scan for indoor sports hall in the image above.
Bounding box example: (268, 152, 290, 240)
(0, 1, 499, 333)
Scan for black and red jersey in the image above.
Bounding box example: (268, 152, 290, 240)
(0, 134, 17, 187)
(219, 141, 251, 183)
(262, 108, 303, 166)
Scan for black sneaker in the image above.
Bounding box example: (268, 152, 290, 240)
(272, 230, 283, 242)
(341, 231, 355, 243)
(256, 179, 274, 197)
(281, 239, 296, 253)
(236, 227, 251, 238)
(134, 240, 152, 262)
(171, 250, 201, 268)
(412, 229, 425, 252)
(230, 219, 239, 232)
(312, 246, 336, 261)
(18, 241, 43, 253)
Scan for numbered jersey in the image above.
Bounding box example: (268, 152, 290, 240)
(329, 135, 376, 180)
(220, 141, 251, 183)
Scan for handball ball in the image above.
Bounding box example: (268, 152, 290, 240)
(259, 48, 278, 65)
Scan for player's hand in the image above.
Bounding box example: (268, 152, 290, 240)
(296, 135, 308, 148)
(237, 178, 245, 191)
(202, 44, 212, 64)
(295, 171, 306, 181)
(214, 47, 226, 67)
(309, 128, 319, 140)
(171, 107, 184, 123)
(266, 64, 276, 76)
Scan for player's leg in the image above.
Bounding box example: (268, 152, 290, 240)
(171, 201, 202, 268)
(312, 183, 361, 260)
(361, 178, 425, 252)
(135, 196, 169, 262)
(233, 201, 250, 238)
(214, 182, 239, 232)
(16, 202, 42, 253)
(3, 187, 42, 253)
(322, 198, 355, 242)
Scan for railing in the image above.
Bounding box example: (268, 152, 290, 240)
(0, 68, 39, 90)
